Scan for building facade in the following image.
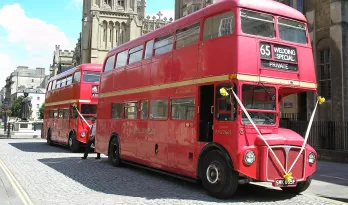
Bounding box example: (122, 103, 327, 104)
(50, 45, 75, 77)
(4, 66, 47, 109)
(72, 0, 172, 65)
(175, 0, 220, 19)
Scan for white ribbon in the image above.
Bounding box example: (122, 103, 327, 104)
(229, 88, 286, 174)
(229, 87, 319, 176)
(73, 106, 91, 129)
(287, 99, 319, 173)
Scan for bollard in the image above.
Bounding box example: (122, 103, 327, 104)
(7, 122, 10, 138)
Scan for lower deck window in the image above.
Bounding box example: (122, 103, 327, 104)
(171, 98, 195, 120)
(150, 100, 168, 119)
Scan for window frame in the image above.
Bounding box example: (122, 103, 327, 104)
(115, 50, 129, 69)
(318, 49, 331, 100)
(111, 103, 124, 119)
(149, 99, 169, 120)
(128, 45, 144, 65)
(203, 10, 236, 41)
(175, 22, 201, 49)
(240, 9, 275, 39)
(170, 97, 195, 121)
(124, 101, 139, 120)
(104, 55, 116, 72)
(140, 100, 149, 120)
(154, 33, 174, 57)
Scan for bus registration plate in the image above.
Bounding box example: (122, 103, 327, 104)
(274, 178, 296, 186)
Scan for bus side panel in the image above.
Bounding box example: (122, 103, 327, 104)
(150, 53, 172, 86)
(199, 36, 237, 78)
(172, 44, 199, 82)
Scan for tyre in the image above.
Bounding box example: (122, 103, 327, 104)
(46, 130, 53, 146)
(108, 136, 121, 167)
(200, 150, 239, 199)
(68, 133, 80, 153)
(281, 175, 312, 194)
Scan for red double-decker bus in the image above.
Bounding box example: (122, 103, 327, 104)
(95, 0, 320, 198)
(43, 64, 102, 152)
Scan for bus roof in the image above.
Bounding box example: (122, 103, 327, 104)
(49, 63, 102, 82)
(106, 0, 306, 57)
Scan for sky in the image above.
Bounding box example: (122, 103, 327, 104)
(0, 0, 174, 88)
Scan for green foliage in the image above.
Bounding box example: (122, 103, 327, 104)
(39, 103, 44, 119)
(11, 96, 23, 118)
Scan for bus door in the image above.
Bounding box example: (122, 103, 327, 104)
(198, 84, 214, 142)
(213, 84, 238, 144)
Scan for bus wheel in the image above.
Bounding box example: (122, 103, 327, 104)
(281, 176, 312, 194)
(108, 137, 121, 167)
(201, 150, 238, 199)
(68, 133, 80, 153)
(46, 130, 53, 146)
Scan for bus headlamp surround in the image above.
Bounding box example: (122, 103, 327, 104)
(92, 86, 98, 93)
(244, 150, 256, 165)
(308, 152, 316, 165)
(80, 132, 86, 138)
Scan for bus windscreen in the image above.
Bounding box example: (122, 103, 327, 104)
(241, 9, 275, 38)
(241, 84, 276, 125)
(278, 18, 307, 44)
(83, 72, 100, 83)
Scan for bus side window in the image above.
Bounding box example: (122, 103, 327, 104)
(140, 100, 149, 119)
(66, 75, 73, 85)
(104, 55, 115, 72)
(111, 103, 123, 119)
(144, 40, 154, 59)
(175, 22, 200, 49)
(52, 80, 57, 90)
(63, 109, 69, 119)
(73, 71, 81, 83)
(215, 84, 236, 121)
(154, 34, 174, 56)
(71, 107, 78, 119)
(203, 11, 235, 41)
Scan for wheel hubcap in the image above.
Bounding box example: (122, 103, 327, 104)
(112, 144, 118, 160)
(69, 138, 73, 147)
(206, 164, 221, 184)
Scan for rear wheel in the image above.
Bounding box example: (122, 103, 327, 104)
(46, 130, 53, 146)
(108, 137, 121, 167)
(201, 150, 239, 199)
(68, 133, 80, 153)
(281, 176, 312, 194)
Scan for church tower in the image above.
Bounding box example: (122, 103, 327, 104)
(80, 0, 145, 64)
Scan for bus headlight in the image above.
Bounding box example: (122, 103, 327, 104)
(92, 86, 98, 93)
(308, 152, 316, 165)
(80, 132, 86, 138)
(244, 150, 256, 165)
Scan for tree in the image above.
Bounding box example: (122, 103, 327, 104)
(39, 103, 44, 119)
(11, 96, 24, 118)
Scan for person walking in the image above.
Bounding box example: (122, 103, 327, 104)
(81, 117, 100, 159)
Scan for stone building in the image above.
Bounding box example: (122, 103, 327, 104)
(73, 0, 173, 65)
(175, 0, 220, 19)
(50, 45, 75, 77)
(4, 66, 47, 108)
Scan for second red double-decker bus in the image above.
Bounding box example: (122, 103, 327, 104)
(95, 0, 322, 199)
(43, 64, 102, 152)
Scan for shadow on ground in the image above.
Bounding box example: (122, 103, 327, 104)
(8, 142, 73, 153)
(312, 161, 348, 187)
(38, 157, 297, 203)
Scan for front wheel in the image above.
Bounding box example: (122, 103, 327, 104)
(46, 130, 53, 146)
(201, 150, 239, 199)
(68, 133, 80, 153)
(281, 176, 312, 194)
(108, 137, 121, 167)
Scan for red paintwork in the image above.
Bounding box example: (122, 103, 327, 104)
(43, 64, 102, 145)
(95, 0, 317, 186)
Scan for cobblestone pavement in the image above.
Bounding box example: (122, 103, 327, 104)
(0, 139, 344, 205)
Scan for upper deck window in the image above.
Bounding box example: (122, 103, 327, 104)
(241, 9, 274, 38)
(73, 71, 81, 83)
(278, 18, 307, 45)
(154, 33, 173, 56)
(176, 22, 200, 49)
(203, 11, 235, 41)
(116, 50, 128, 68)
(104, 55, 115, 72)
(128, 45, 144, 64)
(83, 72, 100, 83)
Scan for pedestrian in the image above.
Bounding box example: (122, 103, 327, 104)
(81, 117, 100, 159)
